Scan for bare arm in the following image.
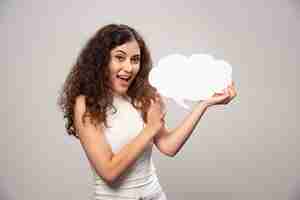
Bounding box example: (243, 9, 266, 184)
(154, 102, 209, 157)
(74, 96, 159, 184)
(154, 81, 237, 157)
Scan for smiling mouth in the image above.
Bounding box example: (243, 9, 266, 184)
(117, 75, 131, 82)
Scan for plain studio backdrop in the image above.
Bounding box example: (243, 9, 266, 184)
(1, 0, 299, 200)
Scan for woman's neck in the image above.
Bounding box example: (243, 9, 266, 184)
(113, 93, 130, 101)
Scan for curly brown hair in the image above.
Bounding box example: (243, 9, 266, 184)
(57, 24, 158, 139)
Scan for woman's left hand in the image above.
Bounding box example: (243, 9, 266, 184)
(202, 81, 237, 108)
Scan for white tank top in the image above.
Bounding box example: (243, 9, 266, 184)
(90, 94, 157, 190)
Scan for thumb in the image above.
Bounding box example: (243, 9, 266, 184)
(161, 111, 167, 118)
(150, 99, 154, 105)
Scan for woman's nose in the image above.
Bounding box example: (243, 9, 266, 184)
(123, 60, 133, 72)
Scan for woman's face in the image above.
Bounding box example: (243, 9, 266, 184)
(108, 40, 141, 97)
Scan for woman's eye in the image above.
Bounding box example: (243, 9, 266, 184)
(132, 58, 140, 64)
(116, 56, 125, 61)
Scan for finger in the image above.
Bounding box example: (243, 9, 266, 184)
(224, 90, 231, 101)
(227, 89, 232, 98)
(160, 110, 167, 118)
(216, 94, 229, 104)
(156, 93, 163, 101)
(225, 92, 235, 104)
(150, 99, 154, 105)
(232, 86, 237, 97)
(155, 96, 160, 103)
(227, 81, 234, 88)
(227, 86, 234, 97)
(155, 92, 161, 99)
(221, 93, 231, 103)
(228, 85, 237, 98)
(231, 89, 237, 99)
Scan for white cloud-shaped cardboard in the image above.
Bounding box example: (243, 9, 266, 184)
(149, 54, 233, 109)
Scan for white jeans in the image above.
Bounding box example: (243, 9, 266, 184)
(94, 173, 167, 200)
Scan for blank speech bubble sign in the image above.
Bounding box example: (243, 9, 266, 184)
(149, 53, 233, 109)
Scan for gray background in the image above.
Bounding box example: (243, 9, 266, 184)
(1, 0, 299, 199)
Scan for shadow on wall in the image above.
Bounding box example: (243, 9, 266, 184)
(289, 179, 300, 200)
(289, 0, 300, 14)
(0, 189, 14, 200)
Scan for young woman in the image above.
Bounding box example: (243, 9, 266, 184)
(57, 24, 237, 200)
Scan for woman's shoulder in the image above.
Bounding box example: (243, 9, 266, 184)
(75, 95, 87, 104)
(74, 95, 87, 115)
(76, 95, 86, 101)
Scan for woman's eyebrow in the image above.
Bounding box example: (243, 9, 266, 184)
(114, 50, 127, 55)
(114, 50, 140, 57)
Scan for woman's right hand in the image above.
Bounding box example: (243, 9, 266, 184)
(146, 94, 166, 134)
